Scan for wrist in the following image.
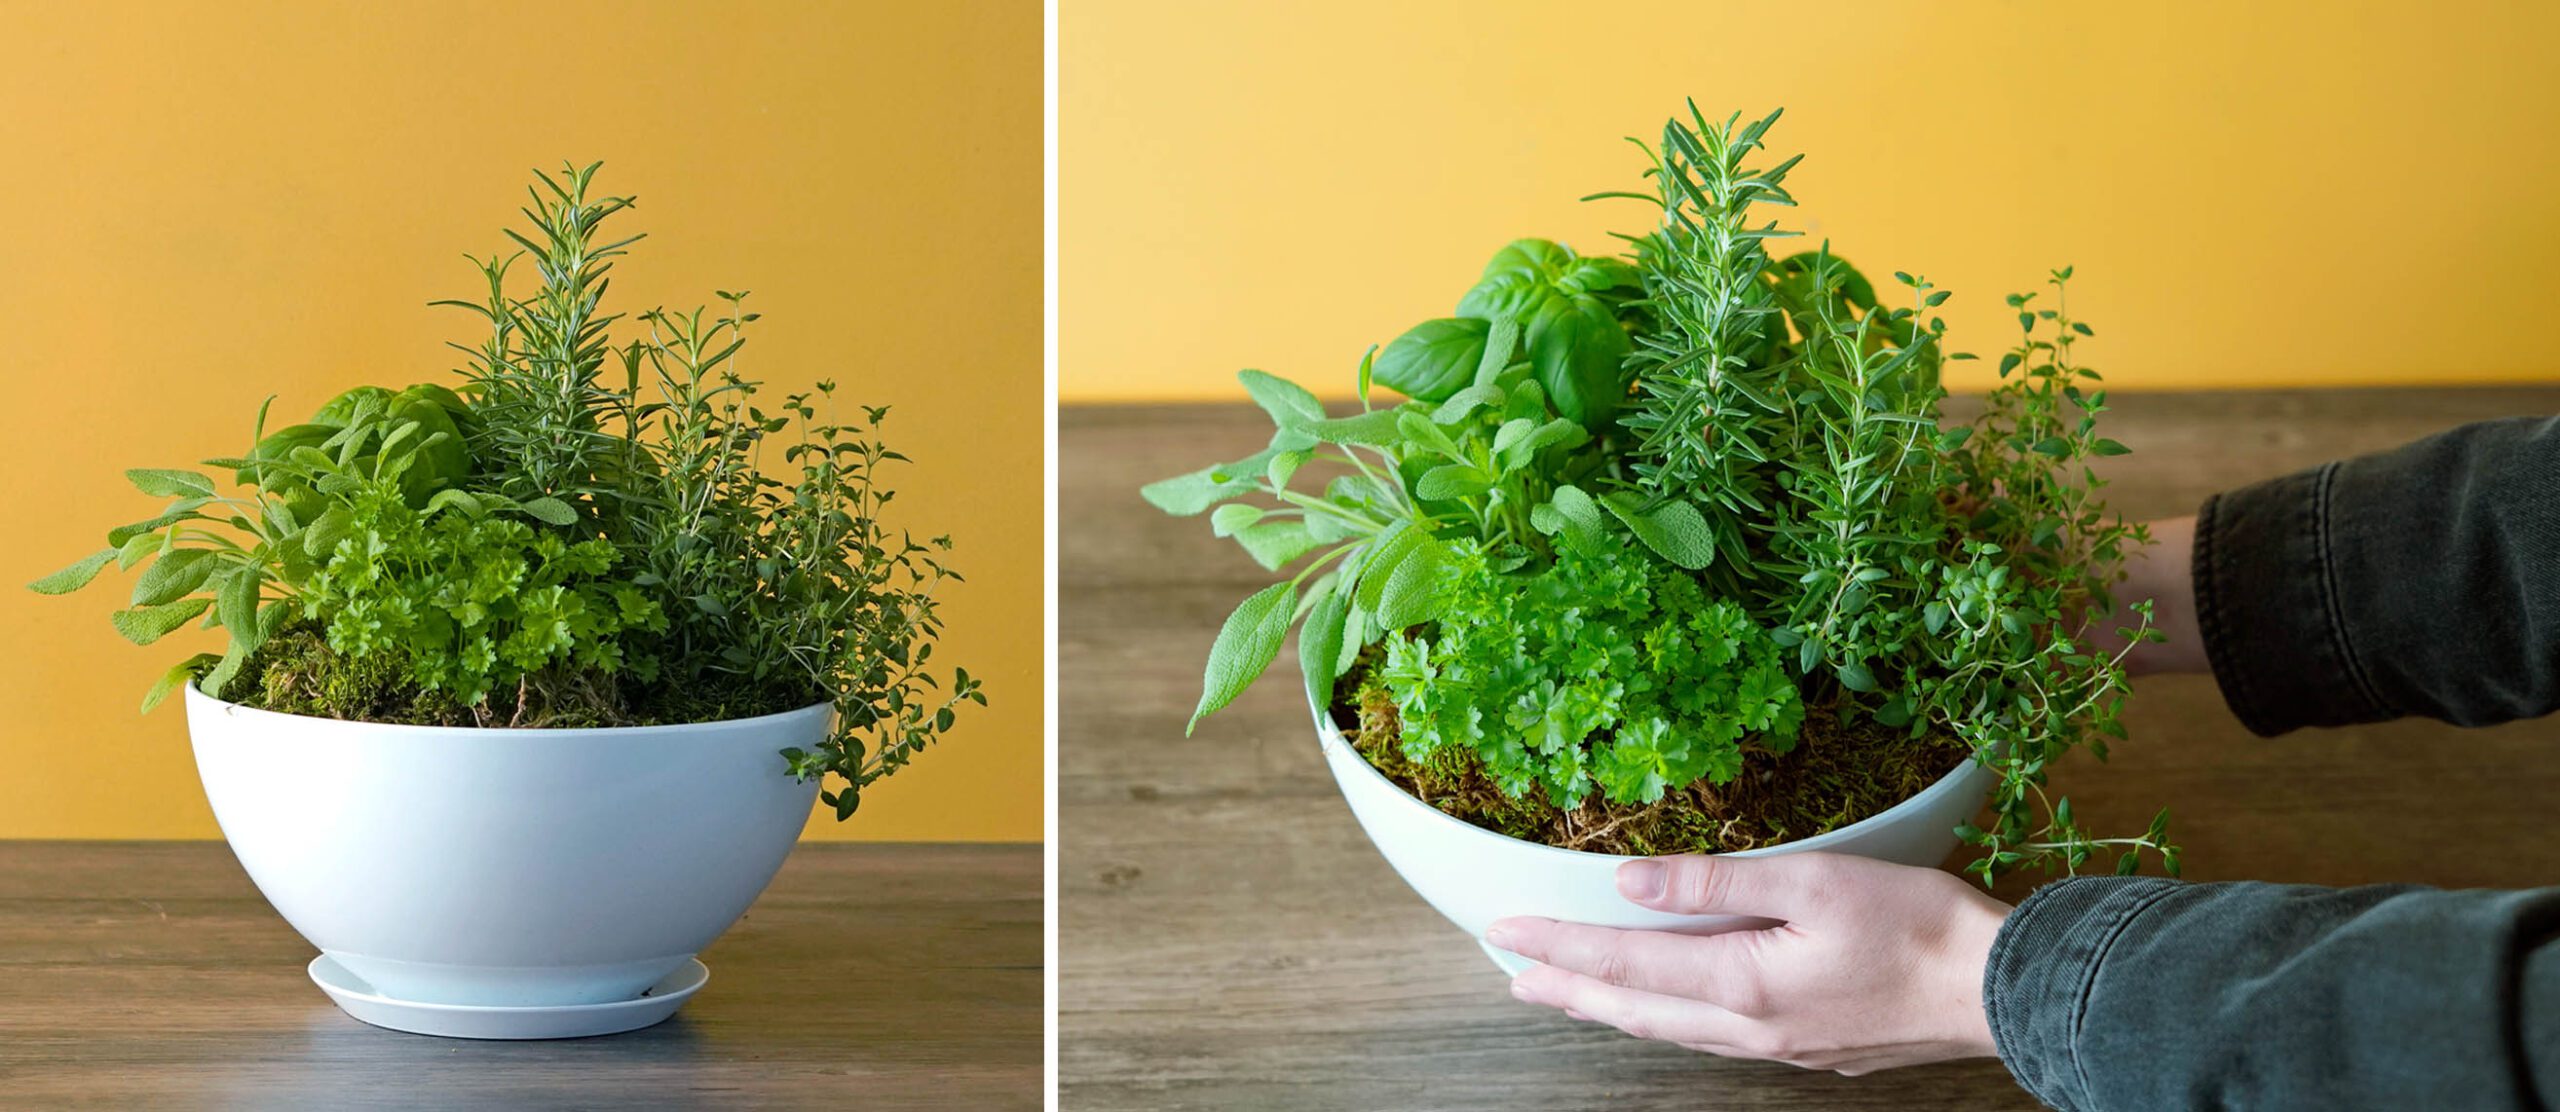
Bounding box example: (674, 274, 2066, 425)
(1939, 892, 2009, 1058)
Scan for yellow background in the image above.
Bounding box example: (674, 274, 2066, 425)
(0, 1, 1042, 841)
(1065, 1, 2560, 401)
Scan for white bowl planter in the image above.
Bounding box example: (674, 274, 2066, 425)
(1312, 692, 1996, 975)
(185, 684, 826, 1034)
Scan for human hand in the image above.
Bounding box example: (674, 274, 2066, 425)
(1489, 851, 2010, 1075)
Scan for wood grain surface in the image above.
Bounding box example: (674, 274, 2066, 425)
(0, 841, 1040, 1111)
(1061, 389, 2560, 1111)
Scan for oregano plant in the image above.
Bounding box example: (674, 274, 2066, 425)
(1150, 104, 2173, 880)
(32, 162, 982, 819)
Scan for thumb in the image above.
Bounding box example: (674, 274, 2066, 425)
(1616, 852, 1842, 920)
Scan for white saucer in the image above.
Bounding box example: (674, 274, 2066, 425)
(308, 956, 709, 1039)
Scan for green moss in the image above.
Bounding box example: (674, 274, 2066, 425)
(229, 620, 817, 728)
(1337, 651, 1969, 855)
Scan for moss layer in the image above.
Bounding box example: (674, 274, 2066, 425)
(1337, 654, 1968, 855)
(229, 621, 817, 728)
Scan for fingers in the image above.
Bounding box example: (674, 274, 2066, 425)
(1487, 916, 1766, 1013)
(1617, 851, 1851, 919)
(1509, 962, 1750, 1050)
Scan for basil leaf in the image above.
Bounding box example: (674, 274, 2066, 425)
(1373, 317, 1487, 402)
(1527, 293, 1630, 429)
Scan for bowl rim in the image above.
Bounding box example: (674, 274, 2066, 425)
(1311, 693, 1990, 865)
(185, 681, 832, 740)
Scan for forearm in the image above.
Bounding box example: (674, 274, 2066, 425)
(2100, 514, 2203, 677)
(1987, 876, 2560, 1111)
(2193, 415, 2560, 734)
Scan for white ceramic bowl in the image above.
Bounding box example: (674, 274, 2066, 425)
(1313, 693, 1996, 974)
(186, 685, 826, 1007)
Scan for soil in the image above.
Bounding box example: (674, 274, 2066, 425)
(1333, 654, 1971, 856)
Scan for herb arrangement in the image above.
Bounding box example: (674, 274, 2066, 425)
(1147, 106, 2171, 881)
(31, 163, 982, 819)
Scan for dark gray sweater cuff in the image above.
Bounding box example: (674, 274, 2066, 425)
(1983, 877, 2182, 1112)
(2194, 463, 2392, 737)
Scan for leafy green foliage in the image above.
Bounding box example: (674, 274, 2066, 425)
(31, 163, 979, 820)
(1152, 104, 2173, 880)
(299, 480, 661, 711)
(1376, 239, 1647, 429)
(1379, 539, 1801, 808)
(1142, 350, 1712, 732)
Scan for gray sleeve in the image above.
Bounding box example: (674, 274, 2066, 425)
(1984, 418, 2560, 1109)
(1984, 876, 2560, 1111)
(2195, 415, 2560, 736)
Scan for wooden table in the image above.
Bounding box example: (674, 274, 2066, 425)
(1061, 388, 2560, 1111)
(0, 841, 1041, 1110)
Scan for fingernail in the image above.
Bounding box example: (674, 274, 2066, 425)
(1509, 978, 1534, 1002)
(1484, 924, 1513, 948)
(1618, 859, 1666, 902)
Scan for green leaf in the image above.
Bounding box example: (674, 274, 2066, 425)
(108, 500, 210, 547)
(1239, 370, 1325, 427)
(1415, 464, 1493, 502)
(1836, 660, 1878, 692)
(126, 468, 216, 498)
(28, 549, 116, 595)
(303, 507, 355, 556)
(1598, 492, 1714, 569)
(1141, 465, 1260, 516)
(1467, 239, 1575, 294)
(520, 496, 578, 525)
(1531, 484, 1612, 556)
(1301, 409, 1402, 446)
(1350, 522, 1424, 616)
(1372, 317, 1488, 402)
(111, 597, 212, 645)
(1209, 503, 1266, 537)
(130, 548, 217, 607)
(1472, 315, 1520, 389)
(1188, 582, 1297, 733)
(1527, 294, 1631, 429)
(141, 653, 221, 713)
(117, 530, 165, 570)
(1431, 383, 1505, 425)
(2092, 438, 2132, 457)
(1492, 417, 1584, 471)
(1368, 533, 1450, 632)
(1234, 520, 1321, 571)
(1393, 409, 1464, 460)
(1266, 449, 1310, 489)
(1299, 585, 1353, 713)
(215, 566, 262, 635)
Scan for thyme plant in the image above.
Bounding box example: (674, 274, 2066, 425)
(1151, 105, 2172, 880)
(33, 163, 980, 819)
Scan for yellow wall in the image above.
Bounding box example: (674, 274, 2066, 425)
(0, 1, 1042, 841)
(1064, 1, 2560, 401)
